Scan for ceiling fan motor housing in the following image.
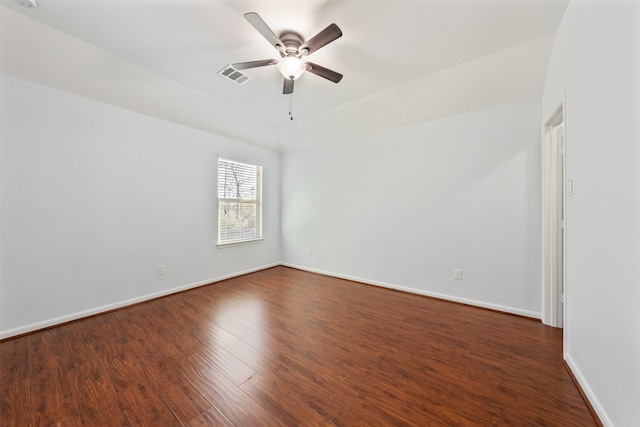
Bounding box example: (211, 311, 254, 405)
(278, 32, 304, 56)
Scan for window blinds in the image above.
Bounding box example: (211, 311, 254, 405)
(218, 159, 262, 244)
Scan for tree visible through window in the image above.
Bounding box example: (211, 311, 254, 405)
(218, 158, 262, 244)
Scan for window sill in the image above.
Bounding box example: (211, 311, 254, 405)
(217, 237, 264, 248)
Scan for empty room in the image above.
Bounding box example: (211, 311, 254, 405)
(1, 0, 638, 426)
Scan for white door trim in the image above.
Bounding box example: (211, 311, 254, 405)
(542, 97, 566, 329)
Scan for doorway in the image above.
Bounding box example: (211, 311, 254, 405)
(542, 101, 565, 328)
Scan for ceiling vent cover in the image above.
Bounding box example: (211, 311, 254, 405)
(218, 65, 252, 85)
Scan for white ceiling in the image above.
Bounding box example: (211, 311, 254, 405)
(1, 0, 569, 151)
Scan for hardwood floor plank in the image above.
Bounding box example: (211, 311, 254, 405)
(239, 372, 332, 426)
(110, 309, 173, 366)
(0, 334, 29, 387)
(0, 336, 33, 427)
(26, 330, 83, 427)
(187, 405, 235, 427)
(144, 359, 215, 426)
(208, 311, 261, 341)
(71, 345, 135, 426)
(115, 376, 183, 427)
(0, 266, 597, 426)
(176, 353, 284, 426)
(0, 378, 34, 427)
(194, 339, 257, 386)
(466, 367, 596, 426)
(217, 334, 279, 374)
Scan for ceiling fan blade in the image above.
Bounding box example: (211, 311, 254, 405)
(232, 59, 278, 70)
(301, 23, 342, 55)
(283, 78, 294, 94)
(244, 12, 284, 52)
(305, 62, 343, 83)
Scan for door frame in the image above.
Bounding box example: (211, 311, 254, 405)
(542, 97, 566, 329)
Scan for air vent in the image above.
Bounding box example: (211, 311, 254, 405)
(15, 0, 37, 8)
(218, 65, 252, 85)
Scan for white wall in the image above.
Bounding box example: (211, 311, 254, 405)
(282, 97, 542, 317)
(0, 74, 281, 338)
(542, 2, 640, 426)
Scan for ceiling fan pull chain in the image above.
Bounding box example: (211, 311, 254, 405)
(289, 93, 294, 120)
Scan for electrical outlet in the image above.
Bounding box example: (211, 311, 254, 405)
(158, 265, 165, 275)
(453, 269, 463, 280)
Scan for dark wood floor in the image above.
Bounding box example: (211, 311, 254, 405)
(1, 266, 596, 426)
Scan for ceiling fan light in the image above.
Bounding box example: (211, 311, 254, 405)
(277, 55, 306, 80)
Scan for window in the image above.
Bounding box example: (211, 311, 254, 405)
(217, 158, 262, 245)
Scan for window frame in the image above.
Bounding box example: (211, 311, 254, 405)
(216, 158, 263, 247)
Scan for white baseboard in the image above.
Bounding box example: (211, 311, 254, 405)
(0, 262, 280, 340)
(564, 352, 612, 427)
(1, 261, 540, 339)
(281, 263, 541, 319)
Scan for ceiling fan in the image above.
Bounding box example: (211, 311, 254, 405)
(232, 12, 343, 95)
